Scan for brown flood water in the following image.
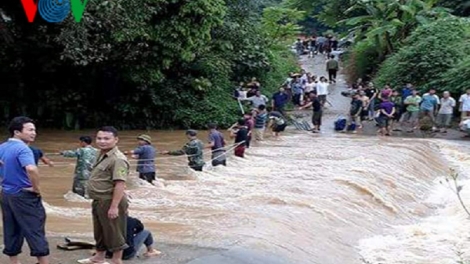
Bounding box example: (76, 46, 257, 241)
(1, 56, 469, 264)
(0, 129, 211, 234)
(0, 127, 452, 264)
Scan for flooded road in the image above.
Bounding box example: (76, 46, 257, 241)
(1, 56, 470, 264)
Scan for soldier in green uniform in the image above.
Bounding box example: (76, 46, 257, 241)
(162, 130, 205, 171)
(59, 136, 97, 197)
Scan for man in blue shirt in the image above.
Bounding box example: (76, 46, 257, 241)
(124, 134, 156, 184)
(420, 88, 440, 129)
(401, 83, 413, 101)
(0, 116, 50, 264)
(29, 144, 54, 167)
(271, 87, 289, 116)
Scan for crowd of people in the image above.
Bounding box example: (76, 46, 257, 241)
(2, 42, 470, 264)
(338, 81, 470, 136)
(294, 34, 340, 58)
(0, 106, 289, 264)
(0, 118, 165, 264)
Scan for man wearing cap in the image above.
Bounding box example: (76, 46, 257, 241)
(124, 134, 156, 184)
(162, 130, 205, 171)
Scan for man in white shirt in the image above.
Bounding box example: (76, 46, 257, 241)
(316, 76, 329, 106)
(304, 78, 316, 94)
(459, 89, 470, 121)
(436, 91, 456, 133)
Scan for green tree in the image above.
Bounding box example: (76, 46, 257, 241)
(341, 0, 450, 56)
(261, 6, 306, 47)
(0, 0, 298, 129)
(374, 16, 470, 90)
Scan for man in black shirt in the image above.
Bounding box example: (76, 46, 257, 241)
(299, 92, 323, 132)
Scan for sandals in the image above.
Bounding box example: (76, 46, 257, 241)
(77, 258, 110, 264)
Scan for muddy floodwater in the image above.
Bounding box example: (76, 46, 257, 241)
(2, 56, 470, 264)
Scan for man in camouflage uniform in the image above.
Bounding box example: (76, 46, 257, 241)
(162, 130, 205, 171)
(60, 136, 97, 197)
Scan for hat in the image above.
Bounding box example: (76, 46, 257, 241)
(137, 134, 152, 144)
(186, 129, 198, 137)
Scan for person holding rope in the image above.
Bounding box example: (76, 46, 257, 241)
(229, 119, 248, 158)
(59, 136, 97, 197)
(206, 123, 226, 167)
(29, 143, 54, 167)
(123, 134, 156, 184)
(266, 106, 287, 137)
(161, 130, 205, 172)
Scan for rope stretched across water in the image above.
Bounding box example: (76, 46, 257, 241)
(44, 145, 230, 161)
(39, 141, 246, 168)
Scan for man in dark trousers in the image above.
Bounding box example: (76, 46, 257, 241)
(106, 216, 161, 260)
(162, 130, 205, 171)
(229, 118, 249, 158)
(79, 126, 129, 264)
(206, 123, 226, 167)
(271, 87, 289, 116)
(326, 55, 339, 83)
(124, 134, 156, 184)
(299, 92, 323, 133)
(0, 116, 50, 264)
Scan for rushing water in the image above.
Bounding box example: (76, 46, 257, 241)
(1, 56, 470, 264)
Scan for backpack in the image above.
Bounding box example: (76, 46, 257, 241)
(347, 122, 356, 131)
(334, 116, 347, 131)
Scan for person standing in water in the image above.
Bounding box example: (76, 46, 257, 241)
(243, 112, 254, 148)
(124, 134, 156, 184)
(29, 144, 54, 167)
(79, 126, 129, 264)
(229, 119, 248, 158)
(206, 123, 226, 167)
(266, 106, 287, 137)
(253, 105, 268, 141)
(162, 130, 205, 172)
(60, 136, 97, 197)
(0, 116, 50, 264)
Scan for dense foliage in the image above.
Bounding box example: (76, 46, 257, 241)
(374, 17, 470, 89)
(291, 0, 470, 95)
(0, 0, 299, 129)
(343, 41, 380, 84)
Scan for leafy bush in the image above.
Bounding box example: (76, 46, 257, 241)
(259, 47, 300, 93)
(344, 40, 381, 84)
(436, 56, 470, 94)
(374, 16, 470, 89)
(0, 0, 298, 130)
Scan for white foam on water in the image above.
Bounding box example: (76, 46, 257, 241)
(358, 140, 470, 264)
